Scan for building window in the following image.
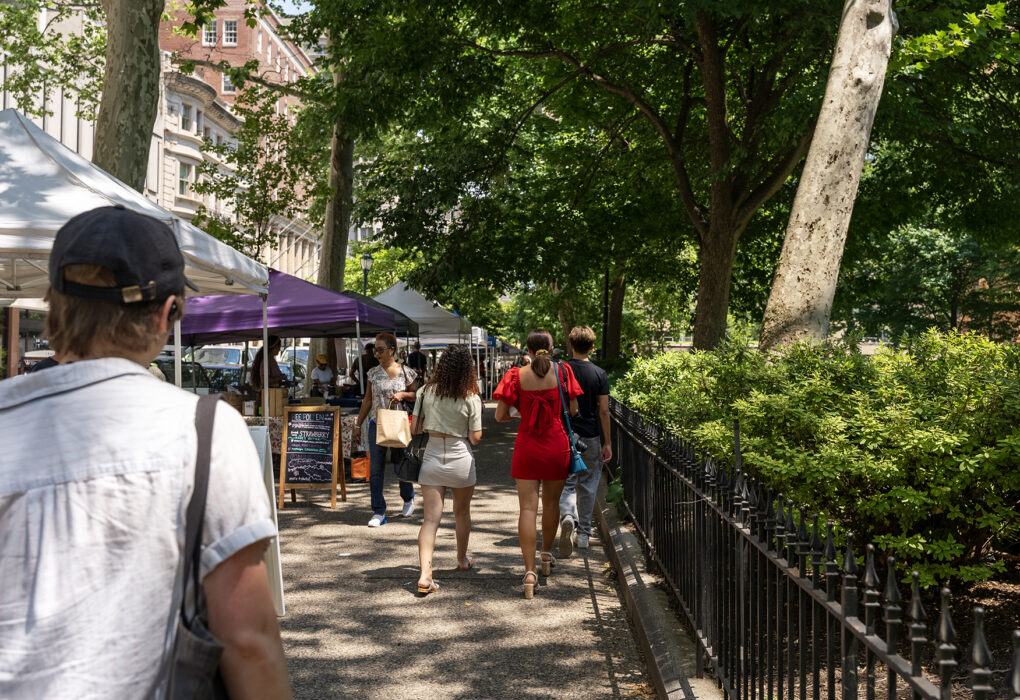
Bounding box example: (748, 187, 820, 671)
(222, 72, 235, 94)
(257, 30, 263, 54)
(284, 63, 289, 82)
(178, 162, 192, 196)
(194, 109, 202, 132)
(181, 104, 192, 131)
(223, 20, 237, 46)
(203, 125, 211, 140)
(202, 22, 217, 46)
(267, 44, 272, 64)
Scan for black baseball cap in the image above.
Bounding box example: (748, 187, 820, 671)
(50, 205, 198, 303)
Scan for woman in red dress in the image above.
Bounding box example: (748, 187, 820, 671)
(494, 329, 582, 598)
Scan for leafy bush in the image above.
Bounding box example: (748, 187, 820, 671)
(614, 331, 1020, 586)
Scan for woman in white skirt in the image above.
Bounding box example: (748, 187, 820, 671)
(412, 344, 483, 596)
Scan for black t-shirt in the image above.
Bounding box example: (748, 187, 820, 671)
(26, 356, 60, 373)
(564, 358, 609, 439)
(406, 351, 427, 373)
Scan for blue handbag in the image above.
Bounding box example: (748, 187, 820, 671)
(554, 362, 588, 475)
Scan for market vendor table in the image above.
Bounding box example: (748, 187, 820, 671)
(244, 413, 363, 458)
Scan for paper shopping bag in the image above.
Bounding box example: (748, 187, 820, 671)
(375, 408, 411, 448)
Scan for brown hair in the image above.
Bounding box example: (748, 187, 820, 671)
(526, 329, 554, 378)
(46, 264, 182, 359)
(375, 332, 398, 353)
(568, 325, 596, 355)
(426, 344, 477, 399)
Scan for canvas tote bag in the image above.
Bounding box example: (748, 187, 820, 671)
(376, 399, 412, 448)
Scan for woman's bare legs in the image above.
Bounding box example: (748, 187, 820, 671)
(540, 479, 567, 556)
(451, 486, 475, 569)
(516, 479, 540, 575)
(417, 484, 446, 587)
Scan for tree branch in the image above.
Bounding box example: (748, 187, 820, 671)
(463, 38, 708, 238)
(500, 68, 583, 154)
(173, 56, 318, 102)
(572, 110, 642, 206)
(734, 123, 814, 229)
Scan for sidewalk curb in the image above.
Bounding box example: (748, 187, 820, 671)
(595, 475, 697, 700)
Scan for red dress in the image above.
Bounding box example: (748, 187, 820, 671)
(493, 364, 583, 480)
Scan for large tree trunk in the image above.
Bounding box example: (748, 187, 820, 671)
(759, 0, 897, 352)
(316, 124, 353, 291)
(93, 0, 163, 192)
(604, 270, 626, 358)
(692, 218, 741, 350)
(309, 113, 354, 390)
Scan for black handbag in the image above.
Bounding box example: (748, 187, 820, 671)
(167, 394, 230, 699)
(394, 390, 429, 482)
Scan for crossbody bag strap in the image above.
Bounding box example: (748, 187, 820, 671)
(554, 362, 578, 452)
(181, 393, 220, 625)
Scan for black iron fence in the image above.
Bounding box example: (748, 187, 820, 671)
(608, 397, 1020, 700)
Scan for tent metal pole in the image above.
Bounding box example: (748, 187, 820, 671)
(355, 313, 364, 395)
(262, 296, 269, 423)
(173, 319, 182, 388)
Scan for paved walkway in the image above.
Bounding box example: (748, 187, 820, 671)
(277, 402, 651, 699)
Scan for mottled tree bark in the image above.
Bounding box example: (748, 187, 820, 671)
(759, 0, 897, 352)
(93, 0, 163, 192)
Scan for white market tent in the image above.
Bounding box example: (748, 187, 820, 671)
(0, 108, 268, 298)
(373, 282, 472, 345)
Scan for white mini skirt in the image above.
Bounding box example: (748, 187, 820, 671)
(418, 436, 476, 488)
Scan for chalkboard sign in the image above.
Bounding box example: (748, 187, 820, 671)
(278, 406, 346, 509)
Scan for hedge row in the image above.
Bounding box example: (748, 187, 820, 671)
(613, 331, 1020, 586)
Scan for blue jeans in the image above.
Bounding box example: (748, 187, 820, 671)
(368, 420, 414, 516)
(559, 436, 603, 537)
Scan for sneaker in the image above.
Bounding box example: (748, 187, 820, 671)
(577, 533, 590, 549)
(367, 514, 387, 527)
(558, 517, 575, 557)
(401, 497, 415, 517)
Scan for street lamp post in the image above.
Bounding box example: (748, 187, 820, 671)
(360, 252, 374, 295)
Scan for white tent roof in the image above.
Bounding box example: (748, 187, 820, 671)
(0, 109, 267, 297)
(374, 282, 472, 343)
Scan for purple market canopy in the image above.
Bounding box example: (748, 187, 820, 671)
(176, 269, 395, 345)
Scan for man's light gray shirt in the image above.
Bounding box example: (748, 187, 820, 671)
(0, 358, 275, 699)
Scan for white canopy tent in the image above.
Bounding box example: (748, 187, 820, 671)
(0, 108, 268, 298)
(373, 283, 472, 344)
(0, 108, 270, 403)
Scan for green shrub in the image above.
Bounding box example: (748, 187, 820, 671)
(614, 331, 1020, 586)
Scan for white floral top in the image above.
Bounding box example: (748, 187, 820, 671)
(366, 364, 417, 420)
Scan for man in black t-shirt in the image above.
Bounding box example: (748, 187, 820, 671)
(406, 341, 427, 378)
(558, 325, 612, 555)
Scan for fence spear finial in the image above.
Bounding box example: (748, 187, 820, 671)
(970, 608, 992, 700)
(843, 534, 858, 575)
(1010, 630, 1020, 699)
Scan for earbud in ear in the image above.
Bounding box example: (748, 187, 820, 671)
(168, 300, 179, 323)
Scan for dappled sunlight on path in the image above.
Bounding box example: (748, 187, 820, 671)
(277, 402, 649, 699)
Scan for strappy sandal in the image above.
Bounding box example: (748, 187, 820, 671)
(540, 551, 556, 576)
(523, 571, 537, 599)
(416, 580, 440, 597)
(457, 555, 475, 571)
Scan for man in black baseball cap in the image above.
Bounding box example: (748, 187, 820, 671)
(0, 209, 294, 697)
(44, 205, 195, 362)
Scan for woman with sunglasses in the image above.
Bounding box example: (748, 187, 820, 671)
(352, 333, 419, 527)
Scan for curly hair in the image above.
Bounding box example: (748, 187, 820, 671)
(425, 344, 478, 400)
